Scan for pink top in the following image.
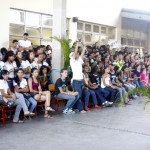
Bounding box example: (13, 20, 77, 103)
(140, 73, 149, 86)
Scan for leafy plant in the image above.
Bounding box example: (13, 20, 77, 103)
(51, 36, 71, 68)
(121, 86, 150, 109)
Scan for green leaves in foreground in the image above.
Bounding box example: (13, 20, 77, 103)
(51, 36, 71, 68)
(123, 86, 150, 109)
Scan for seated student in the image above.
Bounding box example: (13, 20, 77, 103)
(101, 66, 117, 105)
(39, 65, 51, 91)
(83, 65, 101, 111)
(28, 68, 54, 119)
(90, 66, 110, 106)
(55, 68, 79, 114)
(140, 68, 150, 86)
(0, 70, 32, 123)
(13, 69, 37, 114)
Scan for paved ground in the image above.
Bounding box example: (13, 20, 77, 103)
(1, 96, 150, 150)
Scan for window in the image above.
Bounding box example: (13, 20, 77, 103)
(108, 28, 115, 39)
(26, 12, 40, 26)
(101, 27, 107, 34)
(42, 15, 53, 27)
(121, 38, 126, 45)
(10, 24, 24, 36)
(134, 31, 140, 39)
(141, 32, 146, 40)
(85, 34, 91, 42)
(10, 9, 24, 24)
(93, 25, 99, 33)
(141, 40, 146, 47)
(26, 27, 40, 37)
(127, 29, 133, 38)
(29, 38, 40, 45)
(128, 39, 133, 46)
(134, 40, 140, 46)
(77, 22, 83, 30)
(41, 28, 52, 39)
(100, 35, 108, 45)
(92, 35, 100, 43)
(122, 28, 127, 36)
(85, 24, 91, 32)
(77, 33, 83, 40)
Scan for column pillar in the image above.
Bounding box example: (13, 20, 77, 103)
(52, 0, 66, 82)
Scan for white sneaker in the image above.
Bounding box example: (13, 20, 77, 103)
(62, 109, 68, 114)
(68, 109, 75, 114)
(108, 101, 113, 105)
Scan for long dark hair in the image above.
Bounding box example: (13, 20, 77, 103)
(26, 50, 34, 63)
(15, 51, 22, 68)
(30, 68, 38, 77)
(3, 51, 14, 62)
(14, 68, 24, 86)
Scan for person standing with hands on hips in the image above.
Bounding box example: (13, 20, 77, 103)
(70, 40, 86, 113)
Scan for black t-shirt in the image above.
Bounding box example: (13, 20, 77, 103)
(110, 71, 117, 83)
(90, 73, 101, 85)
(55, 78, 68, 95)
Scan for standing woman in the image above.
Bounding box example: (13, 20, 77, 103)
(13, 69, 37, 114)
(28, 68, 55, 119)
(4, 51, 17, 89)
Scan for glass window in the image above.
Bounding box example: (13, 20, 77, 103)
(85, 34, 91, 42)
(10, 24, 24, 36)
(141, 40, 146, 47)
(100, 35, 108, 45)
(108, 28, 115, 39)
(92, 34, 100, 42)
(85, 24, 91, 32)
(134, 40, 140, 46)
(10, 9, 24, 24)
(41, 40, 52, 46)
(101, 27, 107, 34)
(26, 12, 40, 26)
(77, 33, 83, 40)
(128, 39, 133, 46)
(121, 37, 126, 45)
(41, 28, 52, 39)
(77, 22, 83, 30)
(29, 38, 40, 45)
(93, 25, 99, 33)
(127, 29, 133, 38)
(42, 15, 53, 27)
(26, 27, 40, 37)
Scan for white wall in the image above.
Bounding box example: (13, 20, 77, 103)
(0, 0, 10, 47)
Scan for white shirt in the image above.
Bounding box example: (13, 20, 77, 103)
(0, 61, 4, 70)
(18, 40, 31, 48)
(0, 79, 9, 94)
(10, 47, 17, 55)
(13, 78, 27, 89)
(4, 61, 17, 78)
(32, 60, 48, 69)
(70, 55, 84, 80)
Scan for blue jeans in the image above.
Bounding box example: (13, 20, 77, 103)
(25, 97, 37, 112)
(72, 80, 84, 111)
(93, 88, 109, 103)
(133, 80, 144, 87)
(103, 87, 117, 102)
(57, 93, 79, 110)
(82, 89, 97, 106)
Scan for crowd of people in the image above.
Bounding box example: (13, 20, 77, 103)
(0, 32, 150, 123)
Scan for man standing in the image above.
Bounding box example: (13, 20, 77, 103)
(70, 41, 86, 113)
(18, 33, 32, 51)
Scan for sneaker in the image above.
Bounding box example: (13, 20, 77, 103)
(108, 101, 113, 105)
(68, 109, 75, 114)
(62, 109, 69, 114)
(7, 101, 15, 108)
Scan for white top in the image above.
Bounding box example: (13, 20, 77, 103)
(70, 55, 84, 80)
(0, 61, 4, 70)
(4, 61, 17, 78)
(10, 47, 17, 54)
(18, 40, 31, 48)
(13, 78, 27, 89)
(32, 60, 48, 69)
(83, 73, 89, 85)
(0, 79, 9, 94)
(101, 75, 110, 88)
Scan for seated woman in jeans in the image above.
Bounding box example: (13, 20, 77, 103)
(55, 68, 79, 114)
(13, 68, 37, 114)
(83, 65, 101, 111)
(0, 70, 32, 123)
(28, 68, 55, 119)
(101, 66, 117, 105)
